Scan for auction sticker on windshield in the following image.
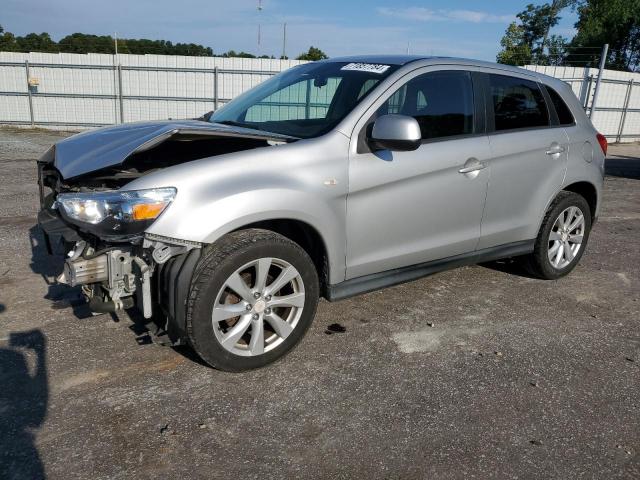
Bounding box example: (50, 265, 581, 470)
(341, 63, 391, 74)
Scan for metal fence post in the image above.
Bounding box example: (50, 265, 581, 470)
(589, 43, 609, 119)
(304, 79, 311, 119)
(213, 66, 219, 110)
(117, 64, 124, 123)
(583, 74, 594, 110)
(25, 61, 35, 127)
(617, 79, 634, 143)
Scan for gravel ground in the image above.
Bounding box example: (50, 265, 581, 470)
(0, 127, 639, 479)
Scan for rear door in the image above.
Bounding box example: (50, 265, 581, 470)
(478, 72, 569, 249)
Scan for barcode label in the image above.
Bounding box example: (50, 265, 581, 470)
(341, 63, 391, 74)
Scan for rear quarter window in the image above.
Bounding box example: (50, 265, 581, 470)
(545, 85, 575, 125)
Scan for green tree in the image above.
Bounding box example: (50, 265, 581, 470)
(568, 0, 640, 71)
(222, 50, 256, 58)
(16, 32, 59, 53)
(497, 2, 573, 65)
(540, 0, 576, 56)
(0, 25, 18, 51)
(547, 34, 569, 65)
(58, 33, 114, 53)
(296, 46, 328, 61)
(496, 22, 532, 65)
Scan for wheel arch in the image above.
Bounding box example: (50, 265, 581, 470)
(535, 181, 599, 239)
(562, 181, 598, 222)
(231, 218, 331, 298)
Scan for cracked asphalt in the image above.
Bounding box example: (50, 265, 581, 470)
(0, 127, 638, 479)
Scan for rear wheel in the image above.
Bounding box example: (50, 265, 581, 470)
(186, 229, 319, 371)
(523, 191, 592, 279)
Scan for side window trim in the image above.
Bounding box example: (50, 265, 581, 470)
(473, 72, 491, 134)
(539, 83, 560, 126)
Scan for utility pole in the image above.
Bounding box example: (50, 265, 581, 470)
(590, 43, 609, 119)
(282, 23, 287, 59)
(114, 32, 118, 56)
(257, 0, 262, 55)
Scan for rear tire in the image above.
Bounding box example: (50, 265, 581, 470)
(523, 191, 592, 280)
(186, 229, 319, 371)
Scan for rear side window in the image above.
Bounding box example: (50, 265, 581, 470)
(377, 70, 474, 140)
(489, 74, 549, 131)
(545, 85, 575, 125)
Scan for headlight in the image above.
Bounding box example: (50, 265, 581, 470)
(56, 187, 176, 237)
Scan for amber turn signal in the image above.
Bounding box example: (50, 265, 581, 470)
(132, 202, 167, 220)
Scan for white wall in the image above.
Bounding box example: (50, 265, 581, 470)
(525, 65, 640, 142)
(1, 53, 638, 142)
(0, 51, 305, 127)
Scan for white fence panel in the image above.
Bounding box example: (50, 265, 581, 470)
(525, 65, 640, 142)
(1, 52, 638, 142)
(0, 51, 305, 128)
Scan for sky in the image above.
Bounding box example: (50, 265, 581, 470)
(2, 0, 579, 61)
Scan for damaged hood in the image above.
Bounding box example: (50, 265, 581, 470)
(43, 120, 296, 179)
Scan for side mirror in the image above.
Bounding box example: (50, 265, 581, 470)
(369, 114, 421, 152)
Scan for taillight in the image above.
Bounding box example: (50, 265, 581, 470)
(596, 133, 608, 156)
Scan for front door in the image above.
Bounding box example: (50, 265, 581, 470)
(346, 69, 491, 279)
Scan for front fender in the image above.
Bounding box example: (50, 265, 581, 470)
(122, 130, 349, 284)
(147, 188, 345, 283)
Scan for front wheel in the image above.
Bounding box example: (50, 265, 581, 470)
(523, 191, 592, 280)
(186, 229, 319, 371)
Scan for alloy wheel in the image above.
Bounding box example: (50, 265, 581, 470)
(548, 206, 585, 269)
(211, 257, 305, 356)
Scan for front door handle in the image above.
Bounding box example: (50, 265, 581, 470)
(458, 161, 487, 174)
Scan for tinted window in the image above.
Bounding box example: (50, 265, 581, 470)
(377, 71, 474, 140)
(490, 75, 549, 131)
(545, 85, 574, 125)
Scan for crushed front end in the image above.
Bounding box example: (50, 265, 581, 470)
(34, 120, 290, 342)
(37, 147, 201, 343)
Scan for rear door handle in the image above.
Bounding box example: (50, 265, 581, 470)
(458, 161, 487, 174)
(545, 146, 566, 155)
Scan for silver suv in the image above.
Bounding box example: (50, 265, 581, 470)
(37, 55, 606, 371)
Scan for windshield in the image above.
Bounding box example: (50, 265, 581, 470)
(209, 61, 400, 139)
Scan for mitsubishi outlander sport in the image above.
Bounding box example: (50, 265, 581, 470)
(37, 56, 606, 371)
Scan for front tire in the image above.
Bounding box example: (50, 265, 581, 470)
(523, 191, 592, 280)
(186, 229, 319, 371)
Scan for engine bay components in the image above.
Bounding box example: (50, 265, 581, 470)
(54, 236, 199, 320)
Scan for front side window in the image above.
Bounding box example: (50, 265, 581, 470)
(489, 74, 549, 131)
(377, 71, 474, 140)
(209, 62, 399, 139)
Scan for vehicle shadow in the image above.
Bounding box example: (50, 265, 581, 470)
(28, 225, 92, 319)
(0, 329, 49, 479)
(605, 156, 640, 180)
(125, 307, 209, 367)
(479, 257, 538, 279)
